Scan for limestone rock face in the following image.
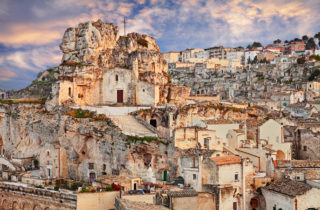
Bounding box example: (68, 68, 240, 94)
(0, 104, 169, 182)
(59, 19, 165, 74)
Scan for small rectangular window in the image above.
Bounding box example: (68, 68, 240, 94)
(304, 146, 307, 151)
(235, 173, 239, 181)
(193, 174, 197, 180)
(233, 202, 237, 210)
(89, 163, 94, 169)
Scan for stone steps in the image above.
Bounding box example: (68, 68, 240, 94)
(109, 115, 157, 137)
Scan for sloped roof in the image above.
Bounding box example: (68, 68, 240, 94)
(210, 155, 241, 165)
(275, 160, 320, 168)
(167, 189, 198, 197)
(264, 179, 312, 197)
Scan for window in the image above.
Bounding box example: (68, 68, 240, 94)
(235, 173, 239, 181)
(115, 75, 119, 81)
(217, 141, 220, 144)
(68, 87, 72, 97)
(102, 164, 106, 171)
(304, 146, 307, 151)
(233, 202, 237, 210)
(47, 151, 50, 156)
(193, 174, 197, 180)
(204, 138, 210, 148)
(88, 163, 94, 170)
(216, 154, 220, 157)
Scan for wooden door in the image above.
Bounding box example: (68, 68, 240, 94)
(117, 90, 123, 103)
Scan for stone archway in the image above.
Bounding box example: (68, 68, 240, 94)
(12, 201, 19, 210)
(23, 202, 32, 210)
(276, 150, 285, 160)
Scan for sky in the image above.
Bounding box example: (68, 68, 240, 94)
(0, 0, 320, 90)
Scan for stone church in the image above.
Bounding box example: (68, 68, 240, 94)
(57, 20, 189, 106)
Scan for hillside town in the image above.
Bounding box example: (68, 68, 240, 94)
(0, 20, 320, 210)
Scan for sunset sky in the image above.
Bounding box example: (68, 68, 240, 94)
(0, 0, 320, 90)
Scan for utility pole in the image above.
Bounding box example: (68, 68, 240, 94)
(123, 16, 126, 36)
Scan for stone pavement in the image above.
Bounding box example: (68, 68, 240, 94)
(73, 106, 151, 116)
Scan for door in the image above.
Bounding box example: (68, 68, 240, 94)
(163, 170, 167, 181)
(89, 172, 96, 182)
(117, 90, 123, 103)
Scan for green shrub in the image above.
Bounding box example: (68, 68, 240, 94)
(126, 135, 158, 143)
(105, 186, 113, 191)
(54, 186, 60, 191)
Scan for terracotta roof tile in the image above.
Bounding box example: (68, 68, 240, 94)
(275, 160, 320, 168)
(210, 155, 241, 165)
(264, 179, 312, 197)
(167, 189, 198, 197)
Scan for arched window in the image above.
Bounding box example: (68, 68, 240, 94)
(68, 87, 72, 97)
(115, 75, 119, 81)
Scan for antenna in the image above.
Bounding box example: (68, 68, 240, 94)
(123, 16, 126, 36)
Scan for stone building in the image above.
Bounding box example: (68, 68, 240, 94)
(259, 119, 292, 160)
(174, 127, 223, 151)
(268, 159, 320, 181)
(202, 155, 243, 210)
(297, 128, 320, 160)
(262, 179, 320, 210)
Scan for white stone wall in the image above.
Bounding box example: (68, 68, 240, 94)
(207, 123, 239, 144)
(259, 119, 291, 160)
(262, 189, 294, 210)
(218, 164, 242, 187)
(136, 82, 157, 106)
(102, 68, 133, 105)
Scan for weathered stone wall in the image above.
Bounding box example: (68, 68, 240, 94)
(0, 183, 77, 210)
(298, 129, 320, 160)
(76, 191, 120, 210)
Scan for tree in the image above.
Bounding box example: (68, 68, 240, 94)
(294, 38, 302, 42)
(253, 56, 258, 64)
(284, 40, 289, 44)
(252, 42, 262, 48)
(247, 44, 252, 50)
(306, 38, 316, 50)
(314, 32, 320, 45)
(297, 56, 306, 64)
(273, 39, 281, 44)
(302, 35, 309, 43)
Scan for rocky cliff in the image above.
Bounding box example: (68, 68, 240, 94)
(59, 20, 168, 85)
(0, 103, 169, 181)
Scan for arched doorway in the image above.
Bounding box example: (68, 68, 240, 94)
(12, 201, 19, 210)
(23, 203, 32, 210)
(276, 150, 285, 160)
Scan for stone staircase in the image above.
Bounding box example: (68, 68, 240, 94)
(109, 115, 157, 137)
